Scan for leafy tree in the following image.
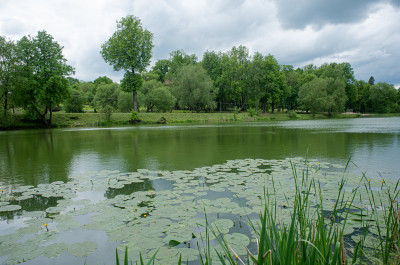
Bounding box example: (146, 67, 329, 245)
(260, 54, 282, 113)
(66, 77, 80, 85)
(354, 80, 370, 113)
(152, 59, 170, 83)
(282, 65, 301, 110)
(0, 36, 18, 117)
(14, 31, 74, 127)
(299, 77, 347, 116)
(145, 87, 176, 112)
(368, 76, 375, 86)
(202, 50, 224, 111)
(166, 50, 197, 82)
(173, 64, 217, 112)
(247, 52, 265, 111)
(94, 76, 113, 86)
(117, 90, 133, 112)
(64, 87, 85, 113)
(299, 78, 328, 116)
(101, 15, 153, 111)
(369, 82, 398, 113)
(92, 83, 119, 120)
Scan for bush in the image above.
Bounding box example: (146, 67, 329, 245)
(129, 110, 141, 123)
(64, 89, 85, 113)
(248, 108, 259, 117)
(287, 110, 299, 120)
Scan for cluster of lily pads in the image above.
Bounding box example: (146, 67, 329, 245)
(0, 157, 397, 264)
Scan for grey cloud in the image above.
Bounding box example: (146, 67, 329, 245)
(274, 0, 398, 29)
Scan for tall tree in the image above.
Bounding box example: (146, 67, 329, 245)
(173, 64, 217, 112)
(152, 59, 170, 83)
(14, 31, 74, 127)
(0, 36, 18, 117)
(101, 15, 153, 111)
(369, 82, 398, 113)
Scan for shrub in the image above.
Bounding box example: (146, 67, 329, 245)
(129, 110, 141, 123)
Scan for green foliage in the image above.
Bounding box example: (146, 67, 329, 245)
(101, 15, 154, 111)
(0, 36, 18, 117)
(152, 59, 170, 83)
(121, 72, 143, 93)
(167, 49, 197, 80)
(93, 83, 119, 121)
(173, 64, 217, 112)
(145, 87, 176, 112)
(247, 107, 258, 117)
(287, 110, 298, 120)
(64, 88, 85, 113)
(129, 110, 140, 123)
(12, 31, 74, 127)
(369, 82, 398, 113)
(117, 90, 133, 112)
(233, 106, 239, 121)
(299, 77, 347, 116)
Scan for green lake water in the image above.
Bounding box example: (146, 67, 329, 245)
(0, 117, 399, 264)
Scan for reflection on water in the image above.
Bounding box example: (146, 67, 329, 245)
(0, 117, 399, 188)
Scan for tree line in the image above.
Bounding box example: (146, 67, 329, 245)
(1, 15, 399, 127)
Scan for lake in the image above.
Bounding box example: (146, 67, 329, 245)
(0, 117, 399, 264)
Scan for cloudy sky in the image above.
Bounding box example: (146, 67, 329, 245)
(1, 0, 399, 87)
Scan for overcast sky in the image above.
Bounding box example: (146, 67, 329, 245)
(1, 0, 399, 87)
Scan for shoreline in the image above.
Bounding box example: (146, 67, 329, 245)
(1, 111, 398, 131)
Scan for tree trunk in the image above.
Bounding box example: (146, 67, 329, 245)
(133, 91, 138, 112)
(219, 97, 222, 112)
(49, 107, 53, 128)
(271, 102, 275, 113)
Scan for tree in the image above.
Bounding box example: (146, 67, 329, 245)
(247, 52, 265, 111)
(64, 87, 85, 113)
(0, 36, 18, 117)
(173, 64, 217, 112)
(299, 77, 347, 116)
(92, 83, 119, 120)
(145, 87, 176, 112)
(369, 82, 398, 113)
(299, 78, 328, 116)
(201, 50, 224, 111)
(117, 90, 133, 112)
(166, 49, 197, 82)
(14, 31, 74, 127)
(152, 59, 170, 83)
(101, 15, 153, 111)
(368, 76, 375, 86)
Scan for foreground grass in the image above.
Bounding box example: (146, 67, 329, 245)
(2, 111, 396, 130)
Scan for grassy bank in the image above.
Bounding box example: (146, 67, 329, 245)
(2, 111, 397, 130)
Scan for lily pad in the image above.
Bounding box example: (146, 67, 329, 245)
(56, 220, 80, 231)
(68, 241, 98, 257)
(43, 242, 69, 258)
(0, 204, 22, 212)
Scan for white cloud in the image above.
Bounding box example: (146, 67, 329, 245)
(0, 0, 399, 85)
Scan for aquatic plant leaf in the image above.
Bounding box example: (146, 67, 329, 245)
(24, 211, 46, 218)
(6, 245, 43, 265)
(56, 220, 80, 231)
(0, 204, 22, 212)
(43, 242, 69, 258)
(68, 241, 98, 257)
(24, 231, 58, 246)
